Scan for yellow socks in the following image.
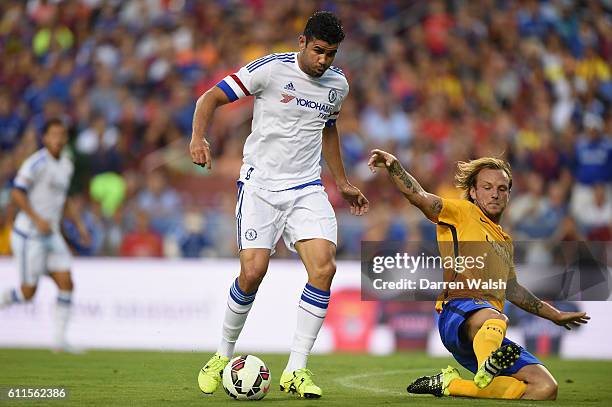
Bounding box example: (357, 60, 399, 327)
(450, 318, 525, 399)
(448, 376, 526, 399)
(473, 318, 506, 366)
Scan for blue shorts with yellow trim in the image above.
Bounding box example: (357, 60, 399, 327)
(438, 299, 542, 375)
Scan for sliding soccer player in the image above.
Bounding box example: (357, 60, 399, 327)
(368, 149, 589, 400)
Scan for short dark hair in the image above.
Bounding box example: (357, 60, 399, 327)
(303, 11, 345, 45)
(42, 118, 65, 135)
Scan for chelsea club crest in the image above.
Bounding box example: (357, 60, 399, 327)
(245, 229, 257, 241)
(328, 89, 338, 103)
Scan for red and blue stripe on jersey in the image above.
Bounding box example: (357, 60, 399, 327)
(216, 53, 296, 102)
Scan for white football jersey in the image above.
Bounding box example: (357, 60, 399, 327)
(217, 52, 349, 191)
(13, 148, 74, 236)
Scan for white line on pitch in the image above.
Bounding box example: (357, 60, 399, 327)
(335, 368, 546, 406)
(334, 368, 432, 395)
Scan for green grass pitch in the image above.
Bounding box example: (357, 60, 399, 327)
(1, 349, 611, 406)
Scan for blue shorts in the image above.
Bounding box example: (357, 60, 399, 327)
(438, 299, 542, 375)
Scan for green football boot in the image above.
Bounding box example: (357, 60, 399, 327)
(280, 368, 322, 398)
(198, 352, 229, 394)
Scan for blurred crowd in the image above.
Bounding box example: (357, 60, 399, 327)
(0, 0, 610, 259)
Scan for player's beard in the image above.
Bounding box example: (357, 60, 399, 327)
(298, 51, 326, 77)
(477, 201, 505, 223)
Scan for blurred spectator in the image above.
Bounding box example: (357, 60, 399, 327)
(137, 170, 182, 236)
(119, 209, 163, 257)
(360, 92, 412, 147)
(570, 113, 612, 216)
(362, 201, 409, 243)
(573, 184, 612, 240)
(509, 172, 566, 240)
(62, 193, 104, 256)
(75, 114, 123, 174)
(0, 89, 25, 151)
(88, 66, 121, 124)
(174, 210, 213, 258)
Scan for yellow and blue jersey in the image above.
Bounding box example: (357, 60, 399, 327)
(435, 198, 515, 312)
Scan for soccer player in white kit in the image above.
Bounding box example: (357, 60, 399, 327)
(191, 12, 368, 398)
(0, 118, 90, 352)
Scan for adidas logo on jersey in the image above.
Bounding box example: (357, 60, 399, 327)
(284, 82, 296, 91)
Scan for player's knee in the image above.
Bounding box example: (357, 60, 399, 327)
(239, 266, 266, 292)
(494, 312, 509, 324)
(478, 308, 507, 322)
(311, 260, 336, 283)
(320, 261, 336, 279)
(465, 309, 507, 339)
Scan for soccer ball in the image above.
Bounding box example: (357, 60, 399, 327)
(222, 355, 271, 400)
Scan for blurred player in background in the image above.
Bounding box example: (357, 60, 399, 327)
(0, 118, 90, 353)
(191, 11, 368, 399)
(368, 149, 589, 400)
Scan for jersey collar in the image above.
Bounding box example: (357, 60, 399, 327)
(472, 201, 511, 240)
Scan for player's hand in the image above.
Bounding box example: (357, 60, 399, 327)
(552, 311, 590, 330)
(35, 218, 52, 235)
(339, 182, 369, 216)
(368, 149, 398, 173)
(190, 136, 212, 170)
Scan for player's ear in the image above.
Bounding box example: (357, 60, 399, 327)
(298, 35, 306, 51)
(469, 186, 477, 201)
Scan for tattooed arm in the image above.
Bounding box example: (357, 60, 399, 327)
(506, 277, 590, 329)
(367, 149, 442, 222)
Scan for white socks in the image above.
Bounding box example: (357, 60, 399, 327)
(285, 283, 330, 373)
(55, 290, 72, 345)
(217, 278, 257, 358)
(215, 279, 331, 371)
(0, 288, 24, 308)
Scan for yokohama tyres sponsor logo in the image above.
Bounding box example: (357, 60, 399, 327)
(295, 97, 334, 113)
(279, 93, 334, 113)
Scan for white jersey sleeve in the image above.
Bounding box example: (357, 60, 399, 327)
(216, 53, 296, 101)
(13, 151, 46, 192)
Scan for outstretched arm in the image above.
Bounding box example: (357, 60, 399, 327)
(368, 149, 442, 222)
(189, 86, 231, 170)
(506, 277, 590, 330)
(322, 125, 368, 216)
